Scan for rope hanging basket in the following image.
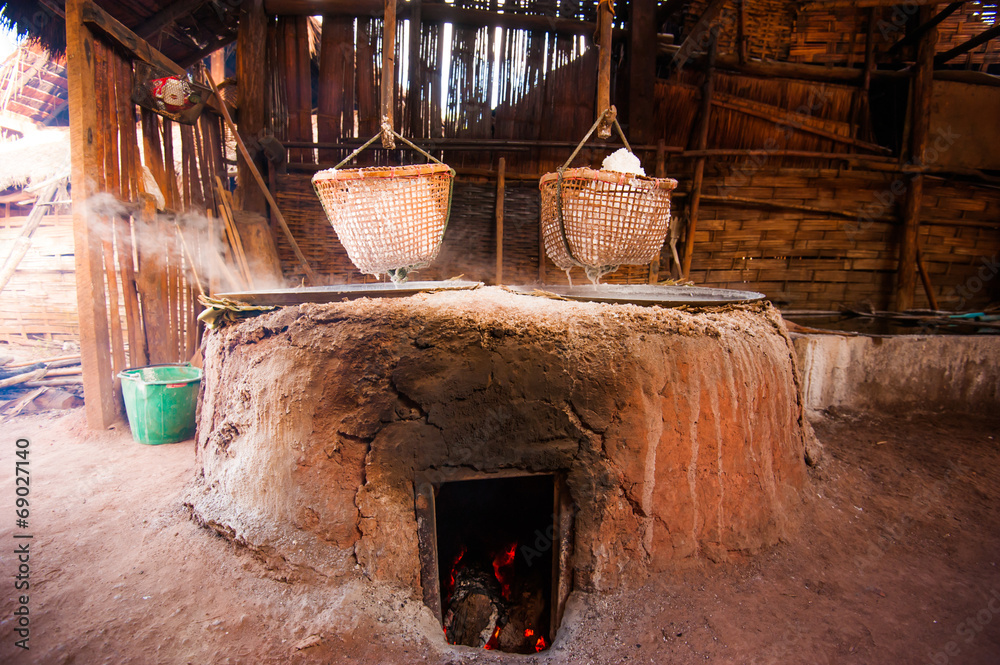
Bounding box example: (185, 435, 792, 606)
(312, 127, 455, 283)
(539, 109, 678, 283)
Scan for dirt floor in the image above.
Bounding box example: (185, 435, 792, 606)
(1, 405, 999, 664)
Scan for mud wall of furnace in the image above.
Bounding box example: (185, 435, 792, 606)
(187, 288, 808, 592)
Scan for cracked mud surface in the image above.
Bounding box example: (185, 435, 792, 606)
(1, 408, 997, 664)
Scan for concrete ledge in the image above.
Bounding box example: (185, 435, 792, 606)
(793, 334, 1000, 415)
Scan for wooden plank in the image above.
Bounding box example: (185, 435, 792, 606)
(80, 0, 186, 77)
(495, 157, 504, 285)
(406, 0, 422, 138)
(672, 0, 728, 68)
(236, 0, 268, 213)
(67, 0, 118, 428)
(596, 0, 613, 138)
(681, 39, 716, 280)
(935, 22, 1000, 64)
(628, 0, 656, 144)
(265, 0, 598, 36)
(0, 182, 61, 295)
(897, 7, 937, 312)
(318, 15, 350, 162)
(380, 0, 397, 148)
(134, 0, 207, 40)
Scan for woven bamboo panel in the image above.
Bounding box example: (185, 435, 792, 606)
(790, 3, 1000, 66)
(682, 0, 795, 61)
(0, 214, 80, 343)
(685, 166, 1000, 311)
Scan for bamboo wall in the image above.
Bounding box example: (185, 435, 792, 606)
(681, 0, 1000, 68)
(0, 212, 79, 344)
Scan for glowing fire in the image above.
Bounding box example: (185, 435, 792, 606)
(492, 542, 518, 600)
(484, 624, 501, 650)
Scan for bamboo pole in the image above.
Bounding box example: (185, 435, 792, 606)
(495, 157, 505, 285)
(681, 38, 716, 280)
(204, 71, 319, 283)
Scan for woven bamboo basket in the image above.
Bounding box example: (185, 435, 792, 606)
(539, 167, 678, 282)
(312, 162, 454, 282)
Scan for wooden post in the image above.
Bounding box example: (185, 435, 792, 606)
(236, 0, 267, 213)
(407, 0, 423, 137)
(596, 0, 613, 138)
(649, 140, 665, 284)
(628, 0, 656, 144)
(851, 9, 876, 139)
(67, 0, 119, 428)
(538, 217, 546, 284)
(896, 7, 936, 312)
(495, 157, 505, 285)
(381, 0, 397, 147)
(681, 38, 716, 280)
(318, 15, 353, 162)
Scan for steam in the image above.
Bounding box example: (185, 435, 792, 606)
(82, 192, 290, 297)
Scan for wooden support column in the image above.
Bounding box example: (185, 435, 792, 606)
(236, 0, 268, 213)
(67, 0, 118, 428)
(495, 157, 505, 285)
(649, 140, 665, 284)
(628, 0, 656, 144)
(318, 15, 354, 161)
(681, 38, 716, 280)
(896, 7, 936, 312)
(380, 0, 397, 147)
(596, 0, 614, 138)
(407, 0, 423, 137)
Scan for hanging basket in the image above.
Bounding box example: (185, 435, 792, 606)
(312, 127, 455, 283)
(539, 110, 678, 283)
(131, 62, 208, 125)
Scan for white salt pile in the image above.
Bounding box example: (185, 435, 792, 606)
(601, 148, 646, 176)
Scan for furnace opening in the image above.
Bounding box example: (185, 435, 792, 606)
(418, 473, 572, 653)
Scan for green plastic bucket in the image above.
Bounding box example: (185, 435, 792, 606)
(118, 364, 203, 445)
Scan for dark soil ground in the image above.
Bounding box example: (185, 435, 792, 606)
(1, 406, 998, 665)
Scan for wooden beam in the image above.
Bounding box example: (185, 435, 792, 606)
(681, 38, 716, 281)
(888, 1, 964, 56)
(897, 7, 936, 312)
(406, 0, 422, 137)
(134, 0, 208, 39)
(67, 0, 119, 428)
(263, 0, 597, 36)
(672, 0, 728, 68)
(803, 0, 942, 9)
(628, 0, 657, 144)
(380, 0, 397, 147)
(318, 15, 352, 161)
(495, 157, 505, 285)
(236, 0, 268, 214)
(711, 92, 889, 154)
(934, 22, 1000, 65)
(80, 0, 185, 76)
(597, 0, 614, 138)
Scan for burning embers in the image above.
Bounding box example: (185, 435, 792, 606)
(435, 476, 556, 653)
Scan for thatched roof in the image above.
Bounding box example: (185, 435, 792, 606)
(1, 0, 239, 65)
(0, 127, 70, 191)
